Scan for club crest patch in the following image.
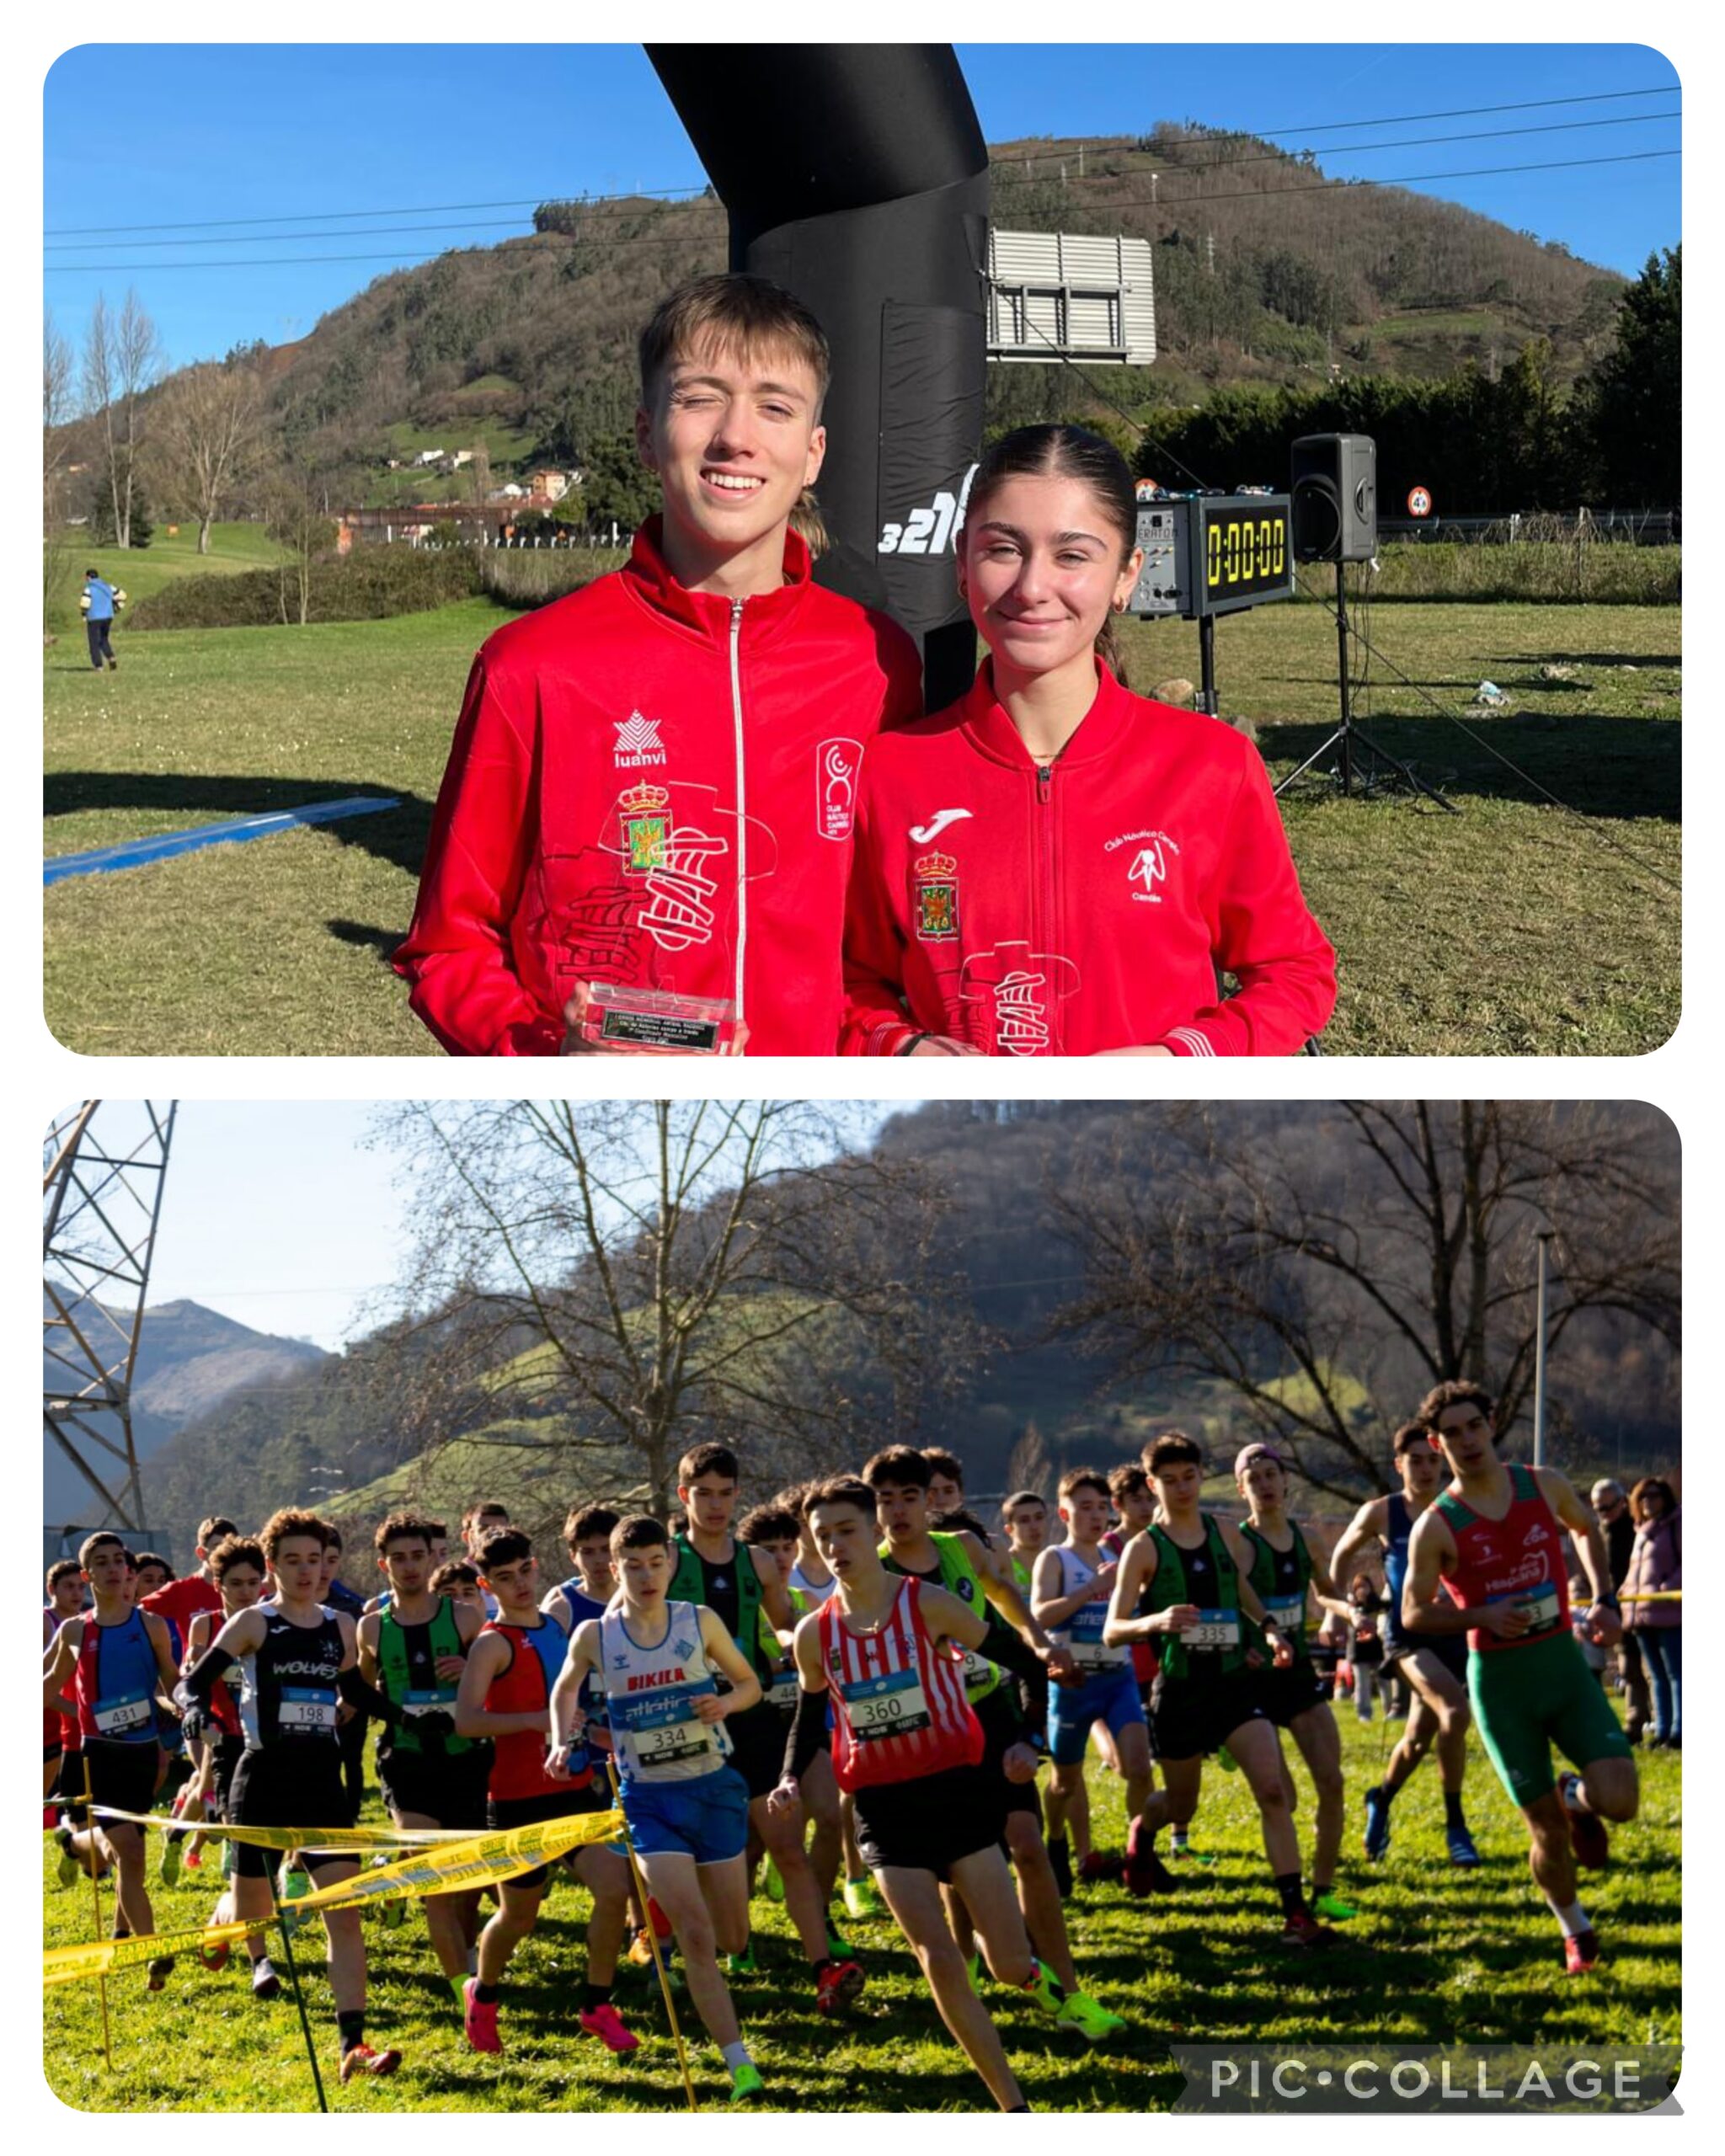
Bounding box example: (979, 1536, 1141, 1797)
(618, 782, 671, 875)
(913, 850, 960, 941)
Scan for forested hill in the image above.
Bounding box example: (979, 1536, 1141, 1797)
(215, 125, 1621, 476)
(137, 1103, 1679, 1564)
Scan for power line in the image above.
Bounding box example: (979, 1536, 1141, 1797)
(1242, 84, 1679, 138)
(46, 147, 1678, 275)
(1107, 109, 1680, 178)
(45, 185, 712, 237)
(45, 88, 1680, 243)
(1044, 148, 1680, 218)
(45, 217, 544, 254)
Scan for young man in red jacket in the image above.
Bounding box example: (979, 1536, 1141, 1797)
(395, 273, 922, 1056)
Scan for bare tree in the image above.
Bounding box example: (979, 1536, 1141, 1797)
(261, 457, 336, 625)
(43, 312, 76, 621)
(82, 288, 162, 548)
(154, 357, 262, 553)
(376, 1099, 978, 1514)
(1047, 1102, 1679, 1497)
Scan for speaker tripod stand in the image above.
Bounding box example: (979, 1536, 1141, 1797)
(1274, 562, 1459, 812)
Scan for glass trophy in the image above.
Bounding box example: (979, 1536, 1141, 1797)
(579, 982, 739, 1054)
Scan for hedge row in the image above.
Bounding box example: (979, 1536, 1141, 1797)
(127, 546, 484, 630)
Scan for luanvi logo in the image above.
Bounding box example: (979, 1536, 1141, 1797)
(878, 465, 979, 557)
(613, 712, 667, 768)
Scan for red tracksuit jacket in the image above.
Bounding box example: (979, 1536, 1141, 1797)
(840, 662, 1337, 1056)
(394, 520, 922, 1055)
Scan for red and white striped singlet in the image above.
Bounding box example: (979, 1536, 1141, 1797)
(819, 1576, 983, 1791)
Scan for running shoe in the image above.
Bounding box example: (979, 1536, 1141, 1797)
(966, 1952, 983, 1994)
(1563, 1928, 1601, 1975)
(724, 1945, 757, 1977)
(1311, 1889, 1357, 1922)
(184, 1845, 205, 1870)
(1445, 1822, 1482, 1867)
(815, 1956, 866, 2015)
(729, 2061, 766, 2105)
(1167, 1838, 1217, 1868)
(1021, 1958, 1068, 2019)
(1278, 1909, 1339, 1951)
(1058, 1990, 1127, 2043)
(579, 2002, 641, 2055)
(251, 1958, 282, 2001)
(1078, 1850, 1126, 1885)
(1215, 1745, 1239, 1774)
(196, 1937, 232, 1972)
(825, 1917, 854, 1959)
(463, 1979, 502, 2053)
(339, 2042, 403, 2082)
(373, 1853, 407, 1928)
(160, 1835, 184, 1888)
(626, 1925, 658, 1967)
(763, 1861, 785, 1903)
(1122, 1817, 1178, 1897)
(54, 1830, 78, 1891)
(1363, 1785, 1391, 1862)
(841, 1876, 885, 1921)
(1048, 1836, 1074, 1898)
(145, 1956, 174, 1993)
(1560, 1774, 1610, 1870)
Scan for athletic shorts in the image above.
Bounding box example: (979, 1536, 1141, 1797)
(379, 1744, 491, 1833)
(622, 1764, 750, 1868)
(977, 1689, 1043, 1821)
(1047, 1664, 1146, 1765)
(1149, 1667, 1268, 1763)
(62, 1737, 158, 1827)
(44, 1708, 63, 1764)
(1254, 1662, 1332, 1729)
(489, 1781, 617, 1889)
(1467, 1631, 1632, 1806)
(852, 1760, 1006, 1882)
(212, 1733, 246, 1819)
(229, 1743, 349, 1878)
(724, 1701, 789, 1801)
(1385, 1630, 1471, 1687)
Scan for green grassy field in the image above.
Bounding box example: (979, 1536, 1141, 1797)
(46, 523, 289, 637)
(41, 1706, 1680, 2113)
(41, 595, 1680, 1057)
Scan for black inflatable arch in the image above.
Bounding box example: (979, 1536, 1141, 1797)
(647, 45, 990, 710)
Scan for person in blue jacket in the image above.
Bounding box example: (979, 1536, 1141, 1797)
(81, 568, 119, 670)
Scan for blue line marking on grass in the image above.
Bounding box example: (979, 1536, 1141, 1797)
(45, 796, 403, 884)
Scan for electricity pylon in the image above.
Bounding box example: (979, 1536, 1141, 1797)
(43, 1101, 177, 1532)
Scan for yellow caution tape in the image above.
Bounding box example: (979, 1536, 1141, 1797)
(43, 1808, 625, 1988)
(53, 1806, 483, 1851)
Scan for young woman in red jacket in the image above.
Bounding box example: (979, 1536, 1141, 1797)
(841, 426, 1337, 1056)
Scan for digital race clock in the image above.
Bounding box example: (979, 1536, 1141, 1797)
(1127, 493, 1295, 621)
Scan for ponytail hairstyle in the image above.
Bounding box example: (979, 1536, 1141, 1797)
(964, 424, 1139, 686)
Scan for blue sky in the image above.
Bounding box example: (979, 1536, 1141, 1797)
(44, 43, 1680, 372)
(105, 1100, 899, 1350)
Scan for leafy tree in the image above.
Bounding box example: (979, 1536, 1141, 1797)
(1576, 247, 1680, 505)
(579, 428, 659, 537)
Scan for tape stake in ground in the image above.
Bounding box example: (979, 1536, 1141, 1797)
(44, 1808, 625, 1988)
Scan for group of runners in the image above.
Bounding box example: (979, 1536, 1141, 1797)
(43, 1379, 1645, 2109)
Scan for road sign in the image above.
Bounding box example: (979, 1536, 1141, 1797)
(1407, 484, 1434, 519)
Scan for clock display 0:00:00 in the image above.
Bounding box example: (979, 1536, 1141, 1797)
(1204, 510, 1288, 594)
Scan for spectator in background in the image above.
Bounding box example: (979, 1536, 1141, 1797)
(1591, 1478, 1651, 1742)
(1346, 1575, 1386, 1721)
(1624, 1478, 1681, 1748)
(80, 568, 120, 670)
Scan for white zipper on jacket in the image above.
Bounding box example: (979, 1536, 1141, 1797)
(729, 598, 748, 1027)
